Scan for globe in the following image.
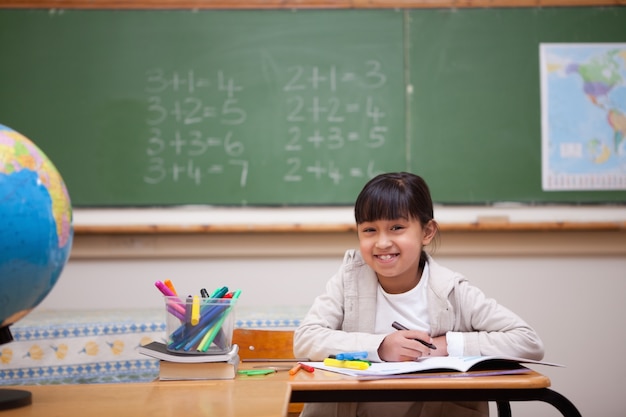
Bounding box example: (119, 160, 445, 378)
(0, 124, 73, 344)
(0, 124, 73, 409)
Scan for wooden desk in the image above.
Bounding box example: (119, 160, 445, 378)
(0, 366, 581, 417)
(0, 379, 289, 417)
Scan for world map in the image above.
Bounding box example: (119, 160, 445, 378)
(540, 43, 626, 190)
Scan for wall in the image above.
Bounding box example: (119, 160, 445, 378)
(34, 208, 626, 417)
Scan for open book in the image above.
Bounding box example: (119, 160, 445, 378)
(303, 355, 562, 378)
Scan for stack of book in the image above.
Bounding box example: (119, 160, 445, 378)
(138, 341, 240, 380)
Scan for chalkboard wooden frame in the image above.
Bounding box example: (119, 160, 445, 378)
(0, 0, 623, 9)
(74, 219, 626, 234)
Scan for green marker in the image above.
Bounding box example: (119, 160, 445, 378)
(237, 369, 275, 376)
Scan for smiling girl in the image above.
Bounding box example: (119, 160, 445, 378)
(294, 172, 544, 417)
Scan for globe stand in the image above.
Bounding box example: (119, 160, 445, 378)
(0, 389, 32, 410)
(0, 326, 13, 344)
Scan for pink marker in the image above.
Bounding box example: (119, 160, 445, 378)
(155, 281, 186, 316)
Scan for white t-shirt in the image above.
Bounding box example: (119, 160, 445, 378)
(374, 261, 463, 356)
(374, 262, 431, 335)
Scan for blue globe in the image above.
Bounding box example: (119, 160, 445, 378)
(0, 124, 73, 344)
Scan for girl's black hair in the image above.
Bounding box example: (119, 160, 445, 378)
(354, 172, 434, 226)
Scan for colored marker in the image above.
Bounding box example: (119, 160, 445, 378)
(288, 363, 302, 375)
(155, 280, 174, 297)
(298, 363, 315, 373)
(196, 320, 222, 352)
(210, 286, 229, 298)
(237, 369, 275, 376)
(155, 281, 185, 315)
(179, 305, 228, 351)
(191, 295, 200, 325)
(171, 302, 227, 348)
(324, 357, 343, 367)
(185, 296, 193, 323)
(197, 289, 241, 352)
(164, 279, 177, 295)
(323, 357, 370, 370)
(169, 286, 232, 349)
(166, 304, 185, 321)
(343, 360, 370, 370)
(335, 351, 368, 361)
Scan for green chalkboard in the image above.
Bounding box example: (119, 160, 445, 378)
(1, 7, 625, 206)
(409, 7, 626, 204)
(0, 9, 406, 206)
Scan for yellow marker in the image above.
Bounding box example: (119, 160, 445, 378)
(344, 360, 370, 370)
(323, 357, 370, 370)
(191, 295, 200, 325)
(323, 358, 344, 368)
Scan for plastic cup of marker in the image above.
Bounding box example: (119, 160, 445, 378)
(164, 295, 237, 354)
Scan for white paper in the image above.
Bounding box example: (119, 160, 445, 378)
(303, 356, 562, 377)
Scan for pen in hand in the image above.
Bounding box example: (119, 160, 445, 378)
(392, 321, 437, 350)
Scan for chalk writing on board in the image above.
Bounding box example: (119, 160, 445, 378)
(141, 61, 391, 188)
(280, 60, 389, 184)
(142, 68, 250, 187)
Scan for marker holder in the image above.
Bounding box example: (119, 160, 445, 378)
(164, 296, 237, 355)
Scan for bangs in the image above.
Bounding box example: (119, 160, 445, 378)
(354, 182, 413, 223)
